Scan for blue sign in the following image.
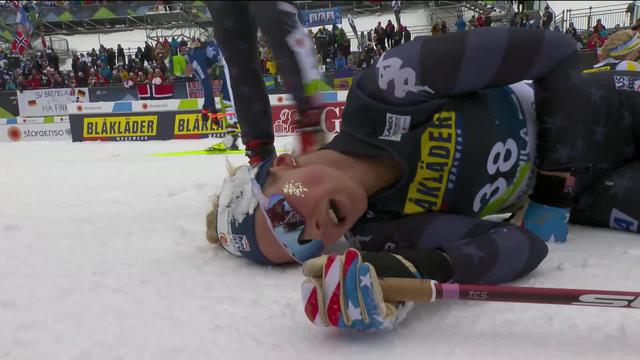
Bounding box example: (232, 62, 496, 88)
(299, 6, 342, 28)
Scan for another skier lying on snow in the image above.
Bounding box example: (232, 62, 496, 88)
(206, 28, 640, 330)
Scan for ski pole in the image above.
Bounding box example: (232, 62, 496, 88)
(379, 278, 640, 309)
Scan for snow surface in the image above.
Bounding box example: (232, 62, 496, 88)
(1, 138, 639, 360)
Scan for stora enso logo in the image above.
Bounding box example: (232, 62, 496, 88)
(7, 126, 21, 141)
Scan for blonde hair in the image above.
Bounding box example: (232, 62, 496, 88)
(205, 158, 243, 245)
(601, 30, 638, 59)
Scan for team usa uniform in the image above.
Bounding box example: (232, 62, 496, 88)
(301, 28, 640, 330)
(319, 28, 640, 284)
(210, 23, 640, 330)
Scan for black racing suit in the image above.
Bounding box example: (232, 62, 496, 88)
(324, 28, 640, 284)
(570, 59, 640, 231)
(324, 28, 588, 284)
(219, 23, 640, 284)
(568, 70, 640, 232)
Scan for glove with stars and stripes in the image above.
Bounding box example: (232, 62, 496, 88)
(301, 248, 420, 330)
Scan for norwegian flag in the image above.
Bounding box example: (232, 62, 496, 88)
(12, 31, 30, 56)
(137, 83, 174, 100)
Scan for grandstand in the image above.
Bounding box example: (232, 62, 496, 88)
(1, 0, 638, 115)
(0, 1, 213, 58)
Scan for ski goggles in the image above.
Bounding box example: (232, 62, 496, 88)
(251, 179, 324, 263)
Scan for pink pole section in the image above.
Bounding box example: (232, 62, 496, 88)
(437, 283, 640, 309)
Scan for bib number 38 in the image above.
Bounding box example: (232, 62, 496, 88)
(473, 139, 518, 212)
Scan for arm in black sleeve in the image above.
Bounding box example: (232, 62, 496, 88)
(348, 212, 548, 285)
(361, 28, 585, 173)
(365, 27, 578, 100)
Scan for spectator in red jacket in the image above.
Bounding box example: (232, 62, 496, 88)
(586, 32, 606, 49)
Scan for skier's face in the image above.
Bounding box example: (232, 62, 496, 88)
(254, 155, 368, 264)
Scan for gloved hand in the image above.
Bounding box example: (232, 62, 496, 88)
(522, 200, 570, 243)
(301, 248, 419, 330)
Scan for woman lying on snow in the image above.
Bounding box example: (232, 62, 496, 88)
(206, 27, 640, 330)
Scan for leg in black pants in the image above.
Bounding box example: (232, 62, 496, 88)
(208, 1, 319, 159)
(209, 2, 273, 156)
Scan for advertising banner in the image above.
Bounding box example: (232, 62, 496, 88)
(0, 90, 20, 118)
(17, 87, 90, 117)
(0, 116, 68, 125)
(299, 6, 342, 27)
(173, 112, 227, 139)
(173, 81, 190, 99)
(69, 109, 225, 142)
(89, 86, 139, 102)
(131, 99, 202, 113)
(334, 77, 352, 91)
(68, 91, 348, 142)
(263, 76, 276, 91)
(68, 99, 204, 116)
(271, 101, 346, 136)
(80, 115, 160, 141)
(88, 82, 189, 103)
(0, 122, 71, 142)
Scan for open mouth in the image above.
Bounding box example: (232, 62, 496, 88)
(328, 199, 346, 225)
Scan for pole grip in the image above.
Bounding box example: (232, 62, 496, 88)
(379, 278, 437, 302)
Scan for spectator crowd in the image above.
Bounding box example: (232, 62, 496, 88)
(0, 0, 196, 91)
(1, 1, 637, 92)
(257, 18, 413, 78)
(0, 36, 211, 91)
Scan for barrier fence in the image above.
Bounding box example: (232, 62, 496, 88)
(554, 3, 640, 31)
(1, 91, 348, 143)
(0, 47, 602, 144)
(0, 70, 355, 118)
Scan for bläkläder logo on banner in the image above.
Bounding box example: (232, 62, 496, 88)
(82, 115, 158, 139)
(173, 113, 227, 136)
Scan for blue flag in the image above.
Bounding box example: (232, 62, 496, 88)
(16, 7, 33, 35)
